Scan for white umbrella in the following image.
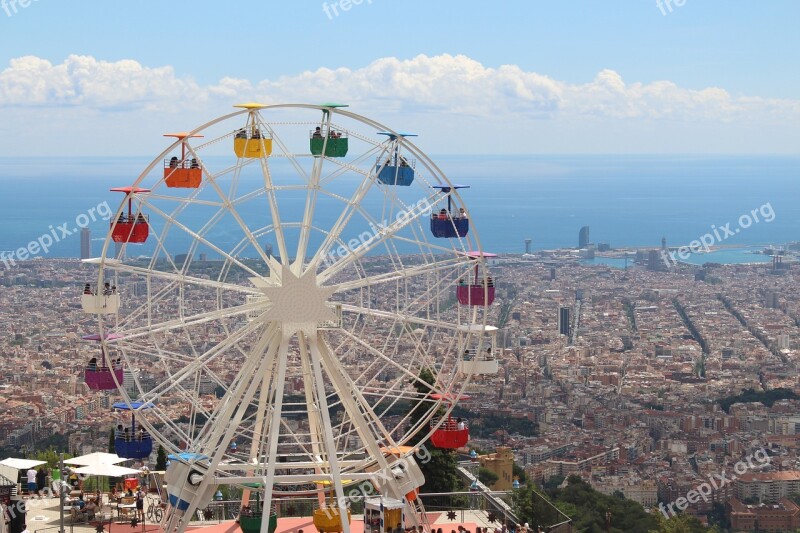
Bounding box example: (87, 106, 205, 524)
(64, 452, 125, 466)
(0, 458, 46, 470)
(74, 464, 140, 477)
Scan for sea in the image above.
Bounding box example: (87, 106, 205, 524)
(0, 155, 797, 266)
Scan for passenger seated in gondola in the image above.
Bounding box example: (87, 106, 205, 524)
(102, 282, 111, 295)
(235, 128, 247, 139)
(83, 283, 92, 295)
(438, 209, 448, 220)
(457, 417, 465, 431)
(458, 278, 466, 285)
(124, 427, 130, 441)
(118, 212, 126, 223)
(459, 207, 467, 219)
(485, 347, 494, 360)
(87, 357, 97, 371)
(111, 285, 117, 294)
(463, 348, 472, 360)
(485, 276, 494, 287)
(190, 158, 199, 169)
(399, 158, 409, 167)
(312, 127, 323, 138)
(116, 424, 124, 439)
(169, 156, 178, 168)
(252, 128, 261, 139)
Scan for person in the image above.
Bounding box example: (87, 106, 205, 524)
(169, 156, 178, 168)
(438, 208, 448, 220)
(135, 487, 145, 521)
(83, 283, 92, 295)
(312, 127, 323, 138)
(252, 128, 261, 139)
(111, 285, 117, 294)
(400, 157, 408, 167)
(88, 357, 97, 371)
(459, 207, 467, 219)
(486, 275, 494, 287)
(486, 347, 494, 360)
(457, 417, 465, 431)
(103, 282, 112, 295)
(136, 212, 146, 222)
(235, 128, 247, 139)
(124, 427, 130, 441)
(138, 427, 145, 441)
(84, 498, 97, 521)
(118, 212, 126, 223)
(190, 158, 199, 169)
(26, 467, 37, 498)
(36, 467, 46, 498)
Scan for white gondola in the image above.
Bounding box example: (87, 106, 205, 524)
(458, 324, 499, 375)
(81, 291, 120, 314)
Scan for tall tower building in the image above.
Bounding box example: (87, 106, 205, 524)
(524, 239, 532, 254)
(661, 236, 667, 251)
(558, 306, 571, 336)
(578, 226, 590, 248)
(80, 228, 91, 259)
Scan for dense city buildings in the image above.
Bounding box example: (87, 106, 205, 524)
(1, 251, 799, 528)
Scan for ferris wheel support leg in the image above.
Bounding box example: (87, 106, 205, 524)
(259, 157, 289, 263)
(298, 336, 327, 508)
(175, 324, 280, 533)
(307, 333, 352, 533)
(258, 333, 291, 533)
(294, 156, 322, 275)
(313, 334, 421, 527)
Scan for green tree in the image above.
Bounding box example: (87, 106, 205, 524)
(407, 368, 460, 493)
(478, 467, 499, 487)
(156, 445, 167, 471)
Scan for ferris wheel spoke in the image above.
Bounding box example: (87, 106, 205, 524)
(339, 304, 463, 333)
(306, 161, 377, 271)
(332, 255, 469, 293)
(313, 333, 419, 499)
(111, 299, 260, 341)
(107, 263, 262, 295)
(132, 319, 266, 405)
(333, 327, 449, 398)
(318, 200, 433, 284)
(136, 198, 266, 279)
(186, 144, 273, 267)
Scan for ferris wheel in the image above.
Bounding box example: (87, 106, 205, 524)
(83, 104, 499, 533)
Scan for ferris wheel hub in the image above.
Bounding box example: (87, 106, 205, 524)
(258, 265, 337, 335)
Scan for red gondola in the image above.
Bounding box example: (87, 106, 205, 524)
(110, 186, 150, 243)
(456, 251, 497, 306)
(81, 333, 124, 391)
(429, 393, 470, 449)
(163, 133, 204, 188)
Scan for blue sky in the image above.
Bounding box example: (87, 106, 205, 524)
(1, 0, 798, 155)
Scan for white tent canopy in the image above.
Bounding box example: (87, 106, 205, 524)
(64, 452, 125, 466)
(0, 458, 46, 470)
(73, 464, 140, 477)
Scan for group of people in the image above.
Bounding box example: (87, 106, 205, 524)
(463, 347, 494, 361)
(235, 128, 263, 139)
(83, 282, 118, 296)
(168, 156, 200, 168)
(116, 212, 147, 224)
(433, 207, 467, 221)
(312, 126, 343, 139)
(457, 276, 493, 287)
(70, 493, 100, 522)
(115, 424, 150, 442)
(25, 466, 49, 499)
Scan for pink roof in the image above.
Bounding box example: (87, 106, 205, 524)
(110, 186, 151, 194)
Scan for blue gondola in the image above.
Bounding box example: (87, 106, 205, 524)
(376, 132, 417, 186)
(430, 184, 470, 238)
(113, 401, 155, 459)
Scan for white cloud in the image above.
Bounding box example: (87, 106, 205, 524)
(0, 53, 797, 154)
